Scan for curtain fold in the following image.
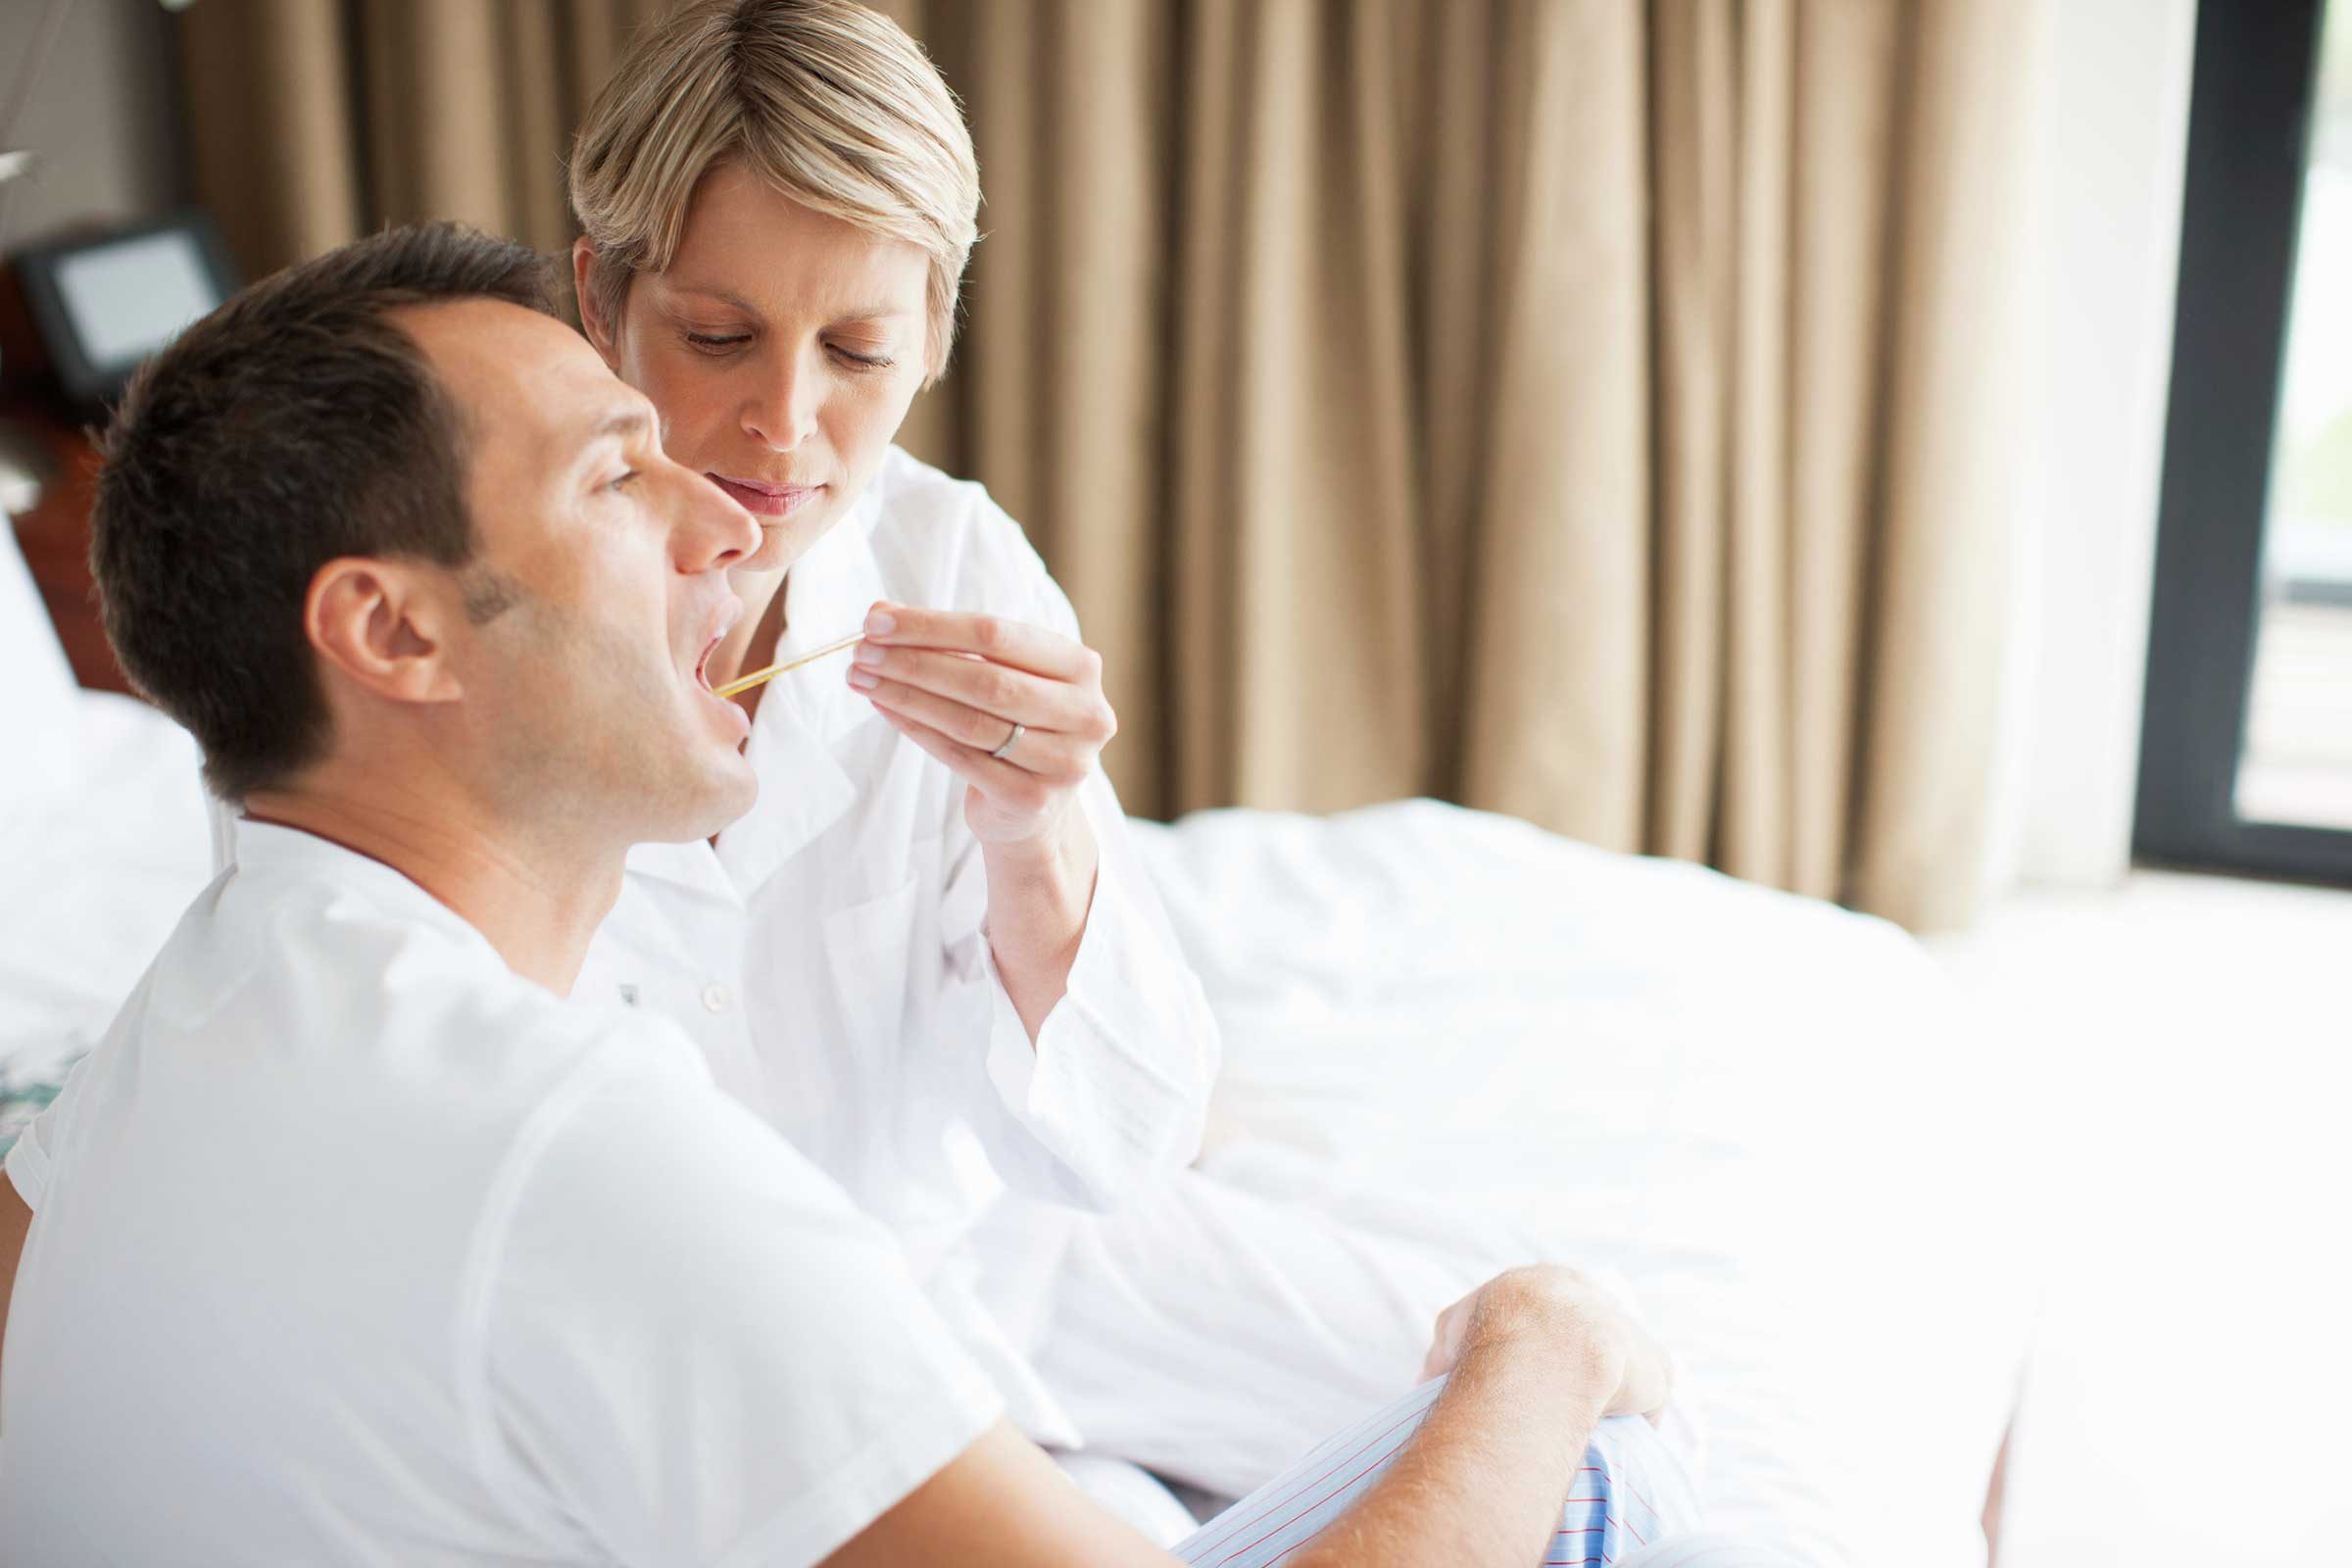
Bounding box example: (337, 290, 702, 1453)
(175, 0, 2036, 929)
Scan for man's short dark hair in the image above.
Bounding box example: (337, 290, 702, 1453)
(92, 221, 556, 801)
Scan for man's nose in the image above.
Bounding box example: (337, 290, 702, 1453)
(674, 469, 761, 573)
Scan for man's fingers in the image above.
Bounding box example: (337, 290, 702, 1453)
(862, 602, 1097, 682)
(1421, 1299, 1471, 1381)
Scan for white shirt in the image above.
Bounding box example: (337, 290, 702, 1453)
(573, 447, 1222, 1442)
(0, 822, 1004, 1566)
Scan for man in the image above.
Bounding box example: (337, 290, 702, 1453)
(0, 223, 1764, 1566)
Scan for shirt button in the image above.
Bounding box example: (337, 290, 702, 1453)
(701, 982, 731, 1013)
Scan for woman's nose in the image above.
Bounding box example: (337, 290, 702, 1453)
(742, 347, 821, 451)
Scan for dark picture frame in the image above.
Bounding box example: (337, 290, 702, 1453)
(2134, 0, 2352, 884)
(11, 210, 238, 415)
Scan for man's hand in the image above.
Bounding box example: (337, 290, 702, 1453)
(1420, 1265, 1674, 1420)
(847, 602, 1117, 850)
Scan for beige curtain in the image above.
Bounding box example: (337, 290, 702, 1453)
(179, 0, 2036, 931)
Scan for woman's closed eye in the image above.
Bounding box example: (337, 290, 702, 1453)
(827, 341, 895, 371)
(681, 331, 891, 372)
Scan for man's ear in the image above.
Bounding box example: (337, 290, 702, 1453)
(573, 237, 620, 368)
(304, 558, 466, 706)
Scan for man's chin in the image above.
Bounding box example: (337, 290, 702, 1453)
(640, 757, 759, 847)
(692, 761, 760, 842)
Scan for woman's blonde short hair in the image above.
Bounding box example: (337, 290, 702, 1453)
(568, 0, 980, 381)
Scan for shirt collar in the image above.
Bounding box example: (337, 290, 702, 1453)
(227, 817, 491, 955)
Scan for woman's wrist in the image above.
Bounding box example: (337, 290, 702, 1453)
(980, 810, 1100, 1035)
(986, 805, 1096, 897)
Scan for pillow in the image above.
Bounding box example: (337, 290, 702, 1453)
(0, 516, 83, 844)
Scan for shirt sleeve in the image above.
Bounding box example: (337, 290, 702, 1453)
(933, 552, 1224, 1213)
(5, 1105, 52, 1209)
(478, 1033, 1005, 1568)
(4, 1043, 102, 1211)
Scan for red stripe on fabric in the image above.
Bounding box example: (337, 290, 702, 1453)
(1589, 1444, 1658, 1520)
(1217, 1428, 1430, 1566)
(1186, 1399, 1432, 1562)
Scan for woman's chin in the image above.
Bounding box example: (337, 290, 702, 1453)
(743, 505, 847, 573)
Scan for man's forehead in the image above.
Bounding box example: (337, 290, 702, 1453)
(395, 298, 632, 450)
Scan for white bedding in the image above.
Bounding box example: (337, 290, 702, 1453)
(0, 692, 212, 1097)
(1131, 804, 2037, 1568)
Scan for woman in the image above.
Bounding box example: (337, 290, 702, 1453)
(564, 0, 1223, 1480)
(563, 0, 1665, 1528)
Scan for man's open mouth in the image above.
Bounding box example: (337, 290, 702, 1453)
(691, 599, 741, 696)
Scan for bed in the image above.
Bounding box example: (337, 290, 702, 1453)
(1, 520, 2034, 1565)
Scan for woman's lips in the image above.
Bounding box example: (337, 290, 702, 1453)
(710, 475, 822, 518)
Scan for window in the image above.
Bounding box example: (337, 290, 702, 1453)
(2137, 0, 2352, 881)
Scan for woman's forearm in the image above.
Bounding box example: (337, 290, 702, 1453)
(981, 811, 1101, 1041)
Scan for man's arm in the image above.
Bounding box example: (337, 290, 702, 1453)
(1289, 1267, 1658, 1568)
(821, 1266, 1663, 1568)
(0, 1169, 34, 1368)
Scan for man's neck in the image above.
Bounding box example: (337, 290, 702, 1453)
(239, 780, 622, 998)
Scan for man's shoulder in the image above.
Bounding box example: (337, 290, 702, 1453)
(138, 846, 701, 1137)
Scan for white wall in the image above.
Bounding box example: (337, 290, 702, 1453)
(2002, 0, 2200, 890)
(0, 0, 183, 252)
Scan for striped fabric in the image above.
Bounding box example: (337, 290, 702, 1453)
(1172, 1378, 1794, 1568)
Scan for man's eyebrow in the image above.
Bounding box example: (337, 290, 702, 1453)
(585, 406, 660, 447)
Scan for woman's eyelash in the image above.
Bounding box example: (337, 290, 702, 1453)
(609, 469, 640, 491)
(681, 330, 893, 371)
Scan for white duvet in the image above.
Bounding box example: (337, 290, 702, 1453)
(1131, 804, 2037, 1568)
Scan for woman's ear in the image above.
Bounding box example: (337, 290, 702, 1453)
(572, 236, 621, 368)
(305, 558, 466, 707)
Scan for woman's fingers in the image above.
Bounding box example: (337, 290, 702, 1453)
(851, 643, 1115, 744)
(852, 605, 1117, 847)
(863, 603, 1099, 683)
(870, 704, 1061, 814)
(855, 671, 1092, 782)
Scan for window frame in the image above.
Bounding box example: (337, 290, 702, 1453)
(2134, 0, 2352, 883)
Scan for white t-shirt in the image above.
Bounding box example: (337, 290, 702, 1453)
(0, 821, 1003, 1566)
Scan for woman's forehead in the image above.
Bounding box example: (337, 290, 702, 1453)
(660, 164, 926, 318)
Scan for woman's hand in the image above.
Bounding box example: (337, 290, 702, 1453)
(847, 601, 1117, 850)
